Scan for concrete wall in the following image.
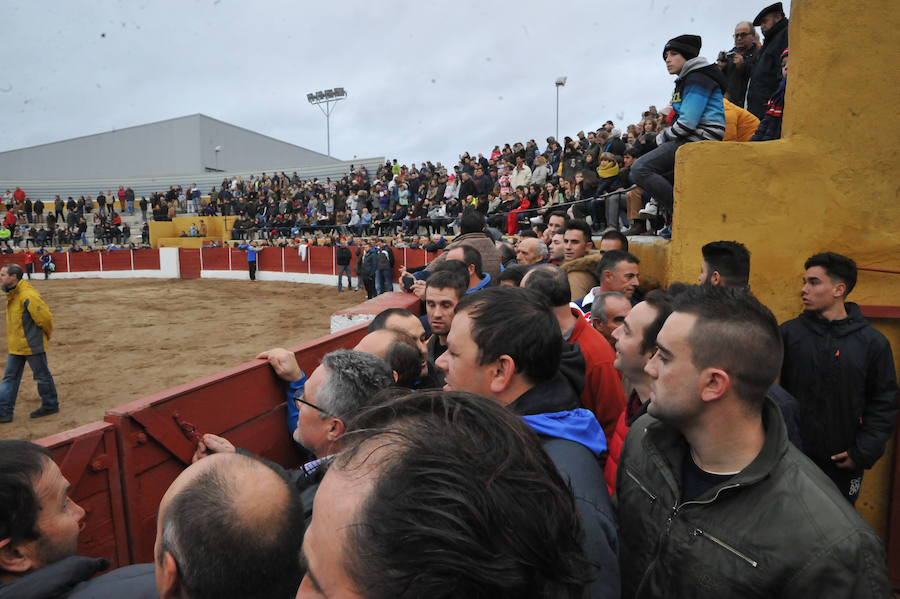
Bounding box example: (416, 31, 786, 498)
(661, 0, 899, 538)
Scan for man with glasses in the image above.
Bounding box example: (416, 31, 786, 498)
(193, 349, 394, 516)
(722, 21, 759, 105)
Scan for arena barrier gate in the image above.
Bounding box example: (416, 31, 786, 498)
(35, 292, 421, 565)
(0, 246, 437, 285)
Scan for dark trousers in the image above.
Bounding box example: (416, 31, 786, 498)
(363, 275, 376, 299)
(630, 139, 684, 215)
(249, 261, 257, 281)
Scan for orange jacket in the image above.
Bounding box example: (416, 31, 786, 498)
(724, 98, 760, 142)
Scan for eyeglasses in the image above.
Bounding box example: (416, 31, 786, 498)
(733, 32, 752, 38)
(294, 390, 333, 418)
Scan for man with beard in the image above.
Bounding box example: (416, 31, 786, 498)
(423, 267, 468, 386)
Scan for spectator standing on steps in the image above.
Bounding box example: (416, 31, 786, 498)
(0, 264, 59, 423)
(721, 21, 759, 105)
(747, 2, 789, 118)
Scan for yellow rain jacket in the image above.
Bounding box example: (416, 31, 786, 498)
(5, 280, 53, 355)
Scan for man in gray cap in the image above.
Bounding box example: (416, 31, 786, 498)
(747, 2, 789, 118)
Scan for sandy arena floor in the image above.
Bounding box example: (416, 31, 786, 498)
(0, 277, 367, 440)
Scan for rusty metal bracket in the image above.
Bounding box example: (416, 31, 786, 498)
(172, 411, 203, 445)
(130, 409, 199, 465)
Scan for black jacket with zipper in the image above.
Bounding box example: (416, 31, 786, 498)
(615, 398, 891, 598)
(780, 302, 898, 469)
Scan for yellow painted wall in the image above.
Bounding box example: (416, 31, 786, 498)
(149, 216, 235, 248)
(654, 0, 900, 539)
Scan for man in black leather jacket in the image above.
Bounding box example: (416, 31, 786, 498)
(616, 286, 890, 598)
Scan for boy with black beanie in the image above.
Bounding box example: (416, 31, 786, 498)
(630, 34, 726, 237)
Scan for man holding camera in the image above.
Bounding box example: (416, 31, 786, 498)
(721, 21, 759, 105)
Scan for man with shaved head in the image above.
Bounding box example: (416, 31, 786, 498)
(154, 452, 305, 599)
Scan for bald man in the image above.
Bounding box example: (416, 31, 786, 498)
(154, 452, 305, 599)
(515, 237, 548, 265)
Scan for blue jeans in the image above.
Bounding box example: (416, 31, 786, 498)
(0, 353, 58, 417)
(375, 269, 393, 295)
(337, 264, 352, 291)
(630, 139, 685, 215)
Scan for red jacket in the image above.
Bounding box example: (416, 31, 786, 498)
(568, 309, 625, 444)
(604, 390, 646, 497)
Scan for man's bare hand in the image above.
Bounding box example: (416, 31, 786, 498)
(257, 347, 303, 382)
(732, 53, 744, 67)
(411, 279, 427, 300)
(831, 451, 857, 470)
(192, 433, 236, 463)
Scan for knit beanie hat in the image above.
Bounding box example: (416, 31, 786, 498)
(663, 34, 701, 60)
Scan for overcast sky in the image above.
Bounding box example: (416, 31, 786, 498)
(2, 1, 782, 169)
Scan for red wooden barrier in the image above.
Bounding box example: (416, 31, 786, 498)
(69, 252, 101, 272)
(284, 247, 306, 273)
(104, 323, 370, 563)
(0, 253, 25, 268)
(403, 248, 428, 270)
(49, 252, 69, 273)
(257, 246, 282, 272)
(178, 248, 200, 279)
(307, 246, 334, 275)
(132, 249, 161, 270)
(37, 421, 130, 567)
(100, 251, 132, 271)
(200, 247, 229, 270)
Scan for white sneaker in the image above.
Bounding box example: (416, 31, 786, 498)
(638, 202, 658, 217)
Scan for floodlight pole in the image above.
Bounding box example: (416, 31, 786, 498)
(555, 76, 567, 142)
(307, 89, 348, 157)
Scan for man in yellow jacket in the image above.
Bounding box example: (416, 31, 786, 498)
(0, 263, 58, 423)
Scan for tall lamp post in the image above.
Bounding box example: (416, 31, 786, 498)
(307, 87, 348, 157)
(555, 76, 567, 141)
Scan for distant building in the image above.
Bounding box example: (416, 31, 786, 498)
(0, 114, 342, 179)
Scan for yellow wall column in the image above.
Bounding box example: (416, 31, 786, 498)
(664, 0, 900, 539)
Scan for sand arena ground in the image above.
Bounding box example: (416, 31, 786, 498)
(0, 278, 367, 440)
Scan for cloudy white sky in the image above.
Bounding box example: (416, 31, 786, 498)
(3, 1, 782, 168)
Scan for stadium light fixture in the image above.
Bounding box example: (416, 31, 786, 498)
(307, 87, 349, 157)
(555, 76, 567, 142)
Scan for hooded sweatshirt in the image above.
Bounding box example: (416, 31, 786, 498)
(658, 56, 727, 144)
(509, 341, 618, 599)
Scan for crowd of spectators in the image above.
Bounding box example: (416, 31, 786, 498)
(3, 234, 894, 598)
(0, 187, 153, 253)
(1, 7, 896, 596)
(4, 6, 790, 253)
